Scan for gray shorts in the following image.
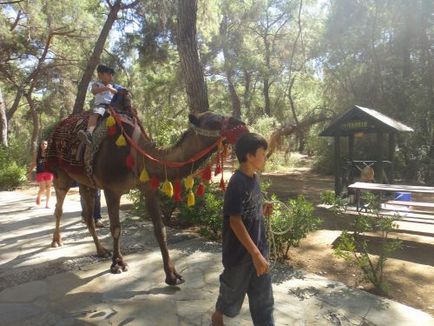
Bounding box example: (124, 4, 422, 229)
(92, 105, 107, 116)
(215, 260, 274, 325)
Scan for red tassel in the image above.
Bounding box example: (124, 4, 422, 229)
(150, 176, 160, 189)
(107, 126, 117, 136)
(173, 179, 182, 201)
(173, 191, 182, 202)
(196, 182, 205, 197)
(219, 177, 226, 191)
(125, 154, 135, 169)
(215, 164, 222, 176)
(201, 165, 212, 181)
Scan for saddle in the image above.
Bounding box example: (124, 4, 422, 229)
(46, 109, 142, 179)
(46, 112, 107, 176)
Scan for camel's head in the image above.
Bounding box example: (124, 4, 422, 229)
(188, 112, 248, 144)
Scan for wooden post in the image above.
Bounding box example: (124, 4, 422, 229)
(348, 134, 354, 184)
(388, 133, 396, 183)
(377, 131, 384, 183)
(335, 135, 341, 195)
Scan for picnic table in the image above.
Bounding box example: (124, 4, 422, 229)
(348, 182, 434, 212)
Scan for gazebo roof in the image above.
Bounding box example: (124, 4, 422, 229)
(320, 105, 414, 136)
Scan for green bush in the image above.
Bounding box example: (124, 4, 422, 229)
(331, 192, 402, 295)
(310, 138, 335, 175)
(320, 190, 348, 214)
(127, 189, 150, 219)
(0, 144, 27, 190)
(177, 182, 224, 240)
(128, 180, 224, 240)
(0, 161, 26, 190)
(267, 195, 322, 260)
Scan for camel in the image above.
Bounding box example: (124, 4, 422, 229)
(46, 90, 247, 285)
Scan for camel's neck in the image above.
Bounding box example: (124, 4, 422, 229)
(138, 129, 219, 181)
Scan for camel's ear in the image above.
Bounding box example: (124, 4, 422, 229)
(189, 113, 200, 126)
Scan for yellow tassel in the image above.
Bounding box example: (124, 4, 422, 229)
(139, 168, 150, 183)
(115, 134, 127, 147)
(162, 180, 173, 198)
(187, 190, 195, 207)
(184, 175, 194, 190)
(106, 115, 116, 127)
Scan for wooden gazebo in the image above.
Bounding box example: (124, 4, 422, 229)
(320, 105, 413, 195)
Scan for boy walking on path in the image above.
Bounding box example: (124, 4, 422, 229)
(212, 132, 274, 326)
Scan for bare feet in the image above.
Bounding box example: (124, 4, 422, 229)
(36, 197, 41, 206)
(211, 311, 224, 326)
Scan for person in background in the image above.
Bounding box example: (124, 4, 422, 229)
(80, 188, 104, 228)
(212, 132, 274, 326)
(28, 140, 54, 208)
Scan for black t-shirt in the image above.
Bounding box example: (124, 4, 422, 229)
(222, 170, 268, 268)
(36, 151, 47, 173)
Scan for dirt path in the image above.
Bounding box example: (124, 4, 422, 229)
(263, 168, 434, 316)
(14, 171, 434, 316)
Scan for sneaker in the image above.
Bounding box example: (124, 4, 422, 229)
(95, 219, 105, 228)
(78, 130, 92, 145)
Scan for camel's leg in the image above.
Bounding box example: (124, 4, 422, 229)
(104, 189, 128, 273)
(51, 172, 71, 247)
(80, 184, 110, 257)
(142, 186, 184, 285)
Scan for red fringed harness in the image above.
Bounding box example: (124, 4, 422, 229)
(108, 107, 248, 196)
(108, 107, 247, 169)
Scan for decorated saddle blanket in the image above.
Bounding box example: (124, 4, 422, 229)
(46, 109, 143, 175)
(47, 112, 88, 172)
(46, 112, 106, 174)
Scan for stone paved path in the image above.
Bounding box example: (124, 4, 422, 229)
(1, 191, 433, 326)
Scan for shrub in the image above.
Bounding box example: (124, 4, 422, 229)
(0, 161, 26, 190)
(0, 144, 27, 190)
(320, 190, 349, 214)
(267, 195, 322, 260)
(128, 180, 224, 240)
(331, 192, 402, 295)
(177, 182, 224, 239)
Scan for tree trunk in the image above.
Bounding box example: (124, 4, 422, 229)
(227, 73, 241, 119)
(263, 32, 271, 117)
(0, 88, 8, 147)
(177, 0, 209, 113)
(220, 16, 241, 119)
(263, 77, 271, 116)
(243, 70, 252, 112)
(72, 0, 122, 114)
(6, 88, 23, 121)
(25, 93, 40, 163)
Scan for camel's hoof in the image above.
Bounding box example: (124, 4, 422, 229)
(110, 265, 122, 274)
(110, 262, 125, 274)
(51, 240, 62, 247)
(165, 276, 185, 286)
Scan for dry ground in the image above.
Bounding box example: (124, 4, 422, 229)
(263, 167, 434, 316)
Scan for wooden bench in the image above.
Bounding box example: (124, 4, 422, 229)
(383, 200, 434, 209)
(348, 182, 434, 214)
